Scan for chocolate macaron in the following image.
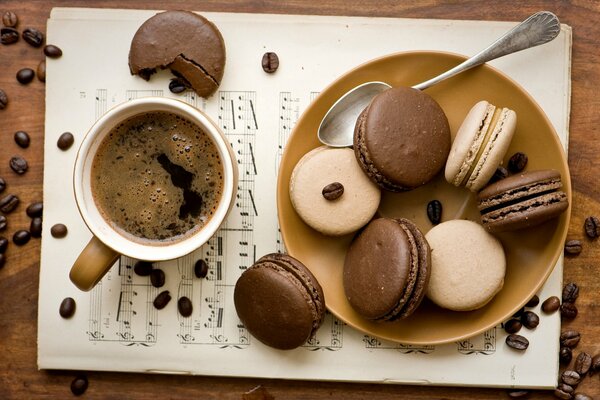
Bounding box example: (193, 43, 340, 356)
(478, 169, 569, 233)
(234, 253, 325, 350)
(353, 87, 451, 192)
(343, 217, 430, 321)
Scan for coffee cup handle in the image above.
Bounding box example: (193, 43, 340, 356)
(69, 236, 120, 291)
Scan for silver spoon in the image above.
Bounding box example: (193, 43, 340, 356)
(318, 11, 561, 148)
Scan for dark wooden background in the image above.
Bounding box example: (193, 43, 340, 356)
(1, 1, 599, 398)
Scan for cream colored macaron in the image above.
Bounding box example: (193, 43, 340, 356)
(425, 219, 506, 311)
(290, 146, 381, 236)
(445, 101, 517, 192)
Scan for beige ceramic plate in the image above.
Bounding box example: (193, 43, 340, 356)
(277, 51, 571, 345)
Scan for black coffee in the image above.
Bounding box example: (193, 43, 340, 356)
(91, 111, 223, 244)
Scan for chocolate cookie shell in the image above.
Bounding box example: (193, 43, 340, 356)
(234, 253, 325, 350)
(128, 11, 225, 97)
(354, 87, 451, 191)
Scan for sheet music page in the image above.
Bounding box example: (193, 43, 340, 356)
(39, 8, 571, 388)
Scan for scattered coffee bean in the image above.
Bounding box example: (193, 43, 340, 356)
(16, 68, 35, 84)
(507, 389, 530, 398)
(591, 354, 600, 375)
(153, 290, 171, 310)
(322, 182, 344, 201)
(0, 253, 5, 269)
(261, 52, 279, 73)
(542, 296, 561, 313)
(0, 216, 6, 231)
(561, 370, 581, 387)
(506, 334, 529, 351)
(427, 200, 443, 225)
(0, 178, 5, 193)
(194, 259, 209, 278)
(133, 261, 152, 276)
(561, 330, 581, 348)
(562, 282, 579, 304)
(525, 294, 539, 308)
(37, 60, 45, 82)
(30, 217, 42, 238)
(561, 302, 578, 319)
(560, 347, 573, 364)
(14, 131, 30, 148)
(57, 132, 74, 150)
(584, 216, 600, 238)
(59, 297, 76, 318)
(521, 311, 540, 329)
(2, 11, 18, 28)
(10, 156, 28, 174)
(50, 223, 67, 238)
(513, 307, 525, 318)
(564, 240, 582, 255)
(150, 269, 165, 288)
(0, 27, 19, 45)
(575, 352, 592, 376)
(0, 194, 19, 213)
(0, 237, 7, 253)
(70, 375, 88, 396)
(22, 27, 44, 47)
(0, 89, 7, 109)
(573, 394, 593, 400)
(508, 152, 528, 173)
(178, 296, 193, 317)
(168, 77, 189, 94)
(12, 230, 30, 246)
(554, 383, 574, 399)
(43, 44, 62, 58)
(26, 202, 43, 218)
(488, 166, 509, 185)
(504, 319, 522, 334)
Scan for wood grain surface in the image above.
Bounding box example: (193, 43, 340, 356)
(1, 1, 599, 399)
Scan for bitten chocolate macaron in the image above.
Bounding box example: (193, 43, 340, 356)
(129, 11, 226, 97)
(234, 253, 325, 350)
(353, 87, 451, 192)
(445, 101, 517, 191)
(343, 218, 430, 321)
(478, 169, 569, 233)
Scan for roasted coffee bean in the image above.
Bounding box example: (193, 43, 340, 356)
(2, 11, 18, 28)
(22, 27, 44, 47)
(0, 253, 5, 269)
(16, 68, 35, 84)
(427, 200, 442, 225)
(0, 27, 19, 44)
(504, 319, 522, 334)
(561, 330, 581, 348)
(150, 269, 165, 288)
(554, 383, 574, 399)
(261, 52, 279, 73)
(508, 152, 528, 173)
(322, 182, 344, 200)
(14, 131, 30, 148)
(584, 216, 600, 238)
(70, 375, 88, 396)
(0, 178, 5, 193)
(591, 354, 600, 375)
(0, 216, 6, 232)
(37, 60, 45, 82)
(542, 296, 561, 313)
(0, 89, 7, 109)
(564, 240, 582, 255)
(573, 394, 593, 400)
(0, 194, 19, 213)
(0, 237, 7, 253)
(59, 297, 76, 318)
(26, 202, 43, 218)
(168, 77, 189, 94)
(575, 352, 592, 376)
(521, 311, 540, 329)
(12, 230, 30, 246)
(10, 156, 28, 174)
(133, 260, 152, 276)
(153, 290, 171, 310)
(506, 334, 529, 351)
(50, 223, 67, 238)
(525, 295, 539, 308)
(507, 389, 530, 398)
(560, 347, 573, 364)
(178, 296, 193, 317)
(488, 166, 509, 185)
(561, 302, 578, 319)
(30, 217, 42, 238)
(513, 307, 525, 318)
(43, 44, 62, 58)
(561, 370, 581, 386)
(562, 282, 579, 303)
(194, 259, 209, 278)
(57, 132, 74, 150)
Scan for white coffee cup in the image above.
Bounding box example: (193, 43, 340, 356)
(70, 97, 237, 291)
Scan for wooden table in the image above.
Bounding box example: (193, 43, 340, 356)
(1, 1, 598, 398)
